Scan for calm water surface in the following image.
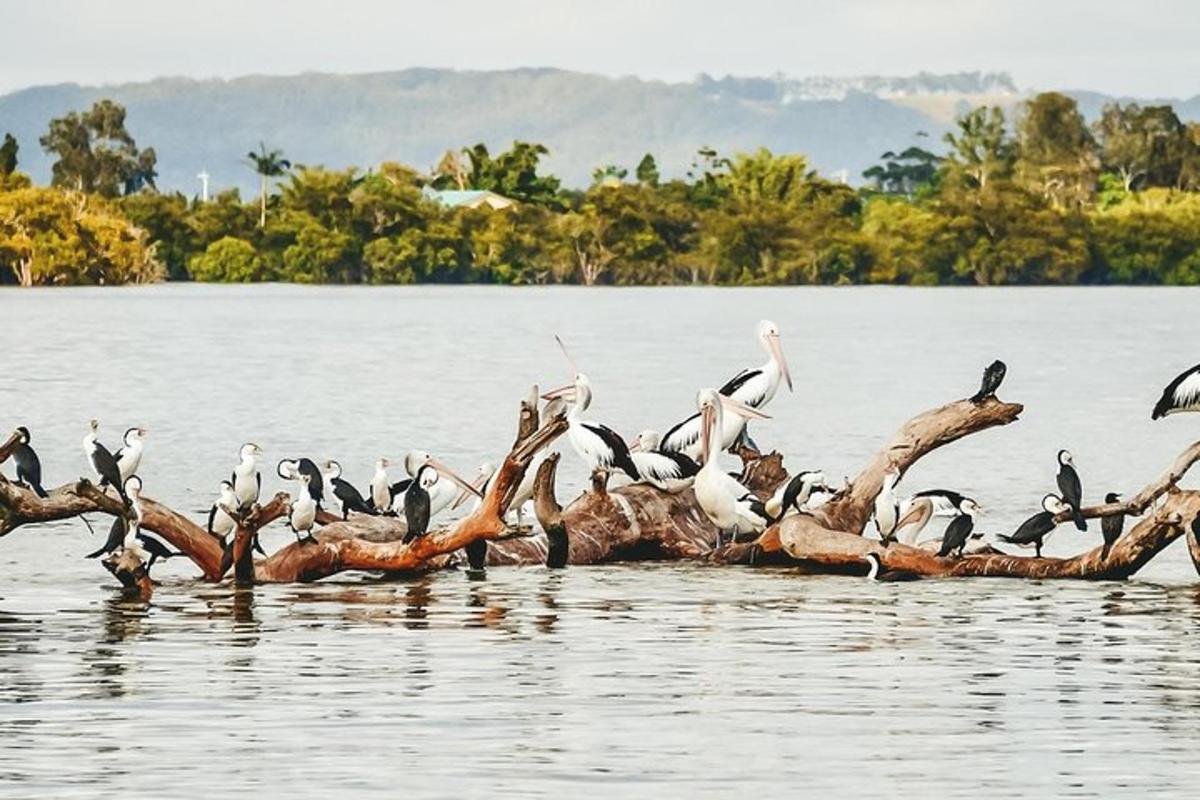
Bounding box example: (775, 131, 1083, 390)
(2, 285, 1200, 797)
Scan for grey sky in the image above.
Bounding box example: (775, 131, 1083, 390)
(2, 0, 1197, 98)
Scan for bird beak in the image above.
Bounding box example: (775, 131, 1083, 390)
(896, 502, 927, 529)
(628, 435, 643, 453)
(430, 458, 483, 498)
(540, 384, 577, 402)
(766, 333, 792, 392)
(452, 474, 490, 509)
(699, 405, 714, 465)
(719, 395, 771, 420)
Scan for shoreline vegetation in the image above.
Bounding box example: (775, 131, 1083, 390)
(2, 93, 1200, 288)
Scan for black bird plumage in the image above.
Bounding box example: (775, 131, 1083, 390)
(402, 466, 434, 544)
(85, 515, 126, 559)
(1152, 362, 1200, 419)
(970, 360, 1007, 404)
(1001, 511, 1058, 558)
(1100, 492, 1125, 559)
(330, 477, 375, 520)
(136, 533, 181, 570)
(90, 440, 127, 502)
(581, 422, 640, 480)
(937, 513, 974, 558)
(1056, 452, 1087, 531)
(12, 427, 47, 498)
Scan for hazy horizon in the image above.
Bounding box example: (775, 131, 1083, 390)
(3, 0, 1198, 98)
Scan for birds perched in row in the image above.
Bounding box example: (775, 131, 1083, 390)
(1000, 494, 1070, 557)
(661, 319, 792, 459)
(10, 426, 47, 497)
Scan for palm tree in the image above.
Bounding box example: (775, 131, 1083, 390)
(246, 142, 291, 227)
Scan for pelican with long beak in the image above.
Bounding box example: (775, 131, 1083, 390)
(453, 462, 497, 512)
(391, 450, 483, 522)
(661, 319, 793, 459)
(692, 388, 774, 545)
(542, 373, 640, 484)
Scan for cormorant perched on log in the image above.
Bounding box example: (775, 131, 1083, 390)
(937, 506, 978, 558)
(1000, 494, 1069, 557)
(324, 460, 375, 520)
(1100, 492, 1125, 559)
(873, 467, 901, 545)
(765, 470, 827, 519)
(85, 515, 127, 559)
(207, 480, 238, 541)
(114, 427, 146, 484)
(11, 426, 47, 497)
(1152, 362, 1200, 419)
(1056, 450, 1087, 531)
(403, 464, 437, 544)
(278, 458, 324, 507)
(136, 533, 181, 570)
(232, 443, 262, 510)
(288, 473, 318, 545)
(82, 419, 126, 502)
(970, 360, 1007, 404)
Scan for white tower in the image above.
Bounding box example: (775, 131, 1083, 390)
(197, 170, 210, 202)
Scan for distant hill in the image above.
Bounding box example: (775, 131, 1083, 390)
(1, 68, 1197, 195)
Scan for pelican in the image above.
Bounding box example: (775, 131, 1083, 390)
(115, 427, 146, 484)
(692, 387, 773, 544)
(629, 430, 700, 493)
(454, 462, 497, 513)
(661, 319, 793, 459)
(542, 373, 640, 483)
(1152, 362, 1200, 418)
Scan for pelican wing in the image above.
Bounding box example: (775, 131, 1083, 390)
(660, 412, 701, 454)
(719, 368, 768, 408)
(1153, 364, 1200, 419)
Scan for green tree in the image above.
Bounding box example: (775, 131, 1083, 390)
(1016, 92, 1098, 207)
(246, 142, 292, 228)
(0, 134, 17, 175)
(863, 146, 941, 198)
(635, 153, 660, 187)
(458, 141, 563, 206)
(38, 100, 157, 197)
(1095, 103, 1188, 191)
(120, 191, 193, 279)
(188, 236, 267, 282)
(942, 106, 1016, 190)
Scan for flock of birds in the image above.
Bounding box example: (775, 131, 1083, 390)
(7, 321, 1200, 581)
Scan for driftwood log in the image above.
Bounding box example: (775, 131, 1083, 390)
(4, 377, 1200, 588)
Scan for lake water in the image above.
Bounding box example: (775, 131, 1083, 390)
(2, 284, 1200, 797)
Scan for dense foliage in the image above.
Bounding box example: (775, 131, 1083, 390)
(3, 94, 1200, 287)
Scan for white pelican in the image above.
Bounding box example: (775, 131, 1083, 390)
(661, 320, 793, 459)
(628, 430, 699, 493)
(390, 450, 481, 520)
(542, 373, 640, 483)
(693, 387, 773, 544)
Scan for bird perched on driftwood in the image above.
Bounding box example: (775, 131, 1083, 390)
(970, 360, 1007, 404)
(10, 426, 47, 497)
(1100, 492, 1125, 559)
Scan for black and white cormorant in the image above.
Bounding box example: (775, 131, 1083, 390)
(369, 458, 393, 512)
(114, 427, 146, 484)
(970, 360, 1007, 404)
(11, 426, 47, 497)
(1000, 494, 1069, 557)
(1100, 492, 1125, 559)
(765, 469, 828, 520)
(1152, 363, 1200, 419)
(85, 515, 128, 559)
(873, 467, 902, 545)
(82, 419, 126, 502)
(937, 506, 978, 558)
(1056, 449, 1087, 531)
(403, 464, 438, 544)
(207, 480, 238, 541)
(278, 458, 324, 507)
(324, 460, 375, 520)
(288, 473, 318, 545)
(136, 533, 181, 570)
(232, 442, 262, 510)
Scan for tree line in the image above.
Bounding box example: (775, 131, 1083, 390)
(2, 92, 1200, 287)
